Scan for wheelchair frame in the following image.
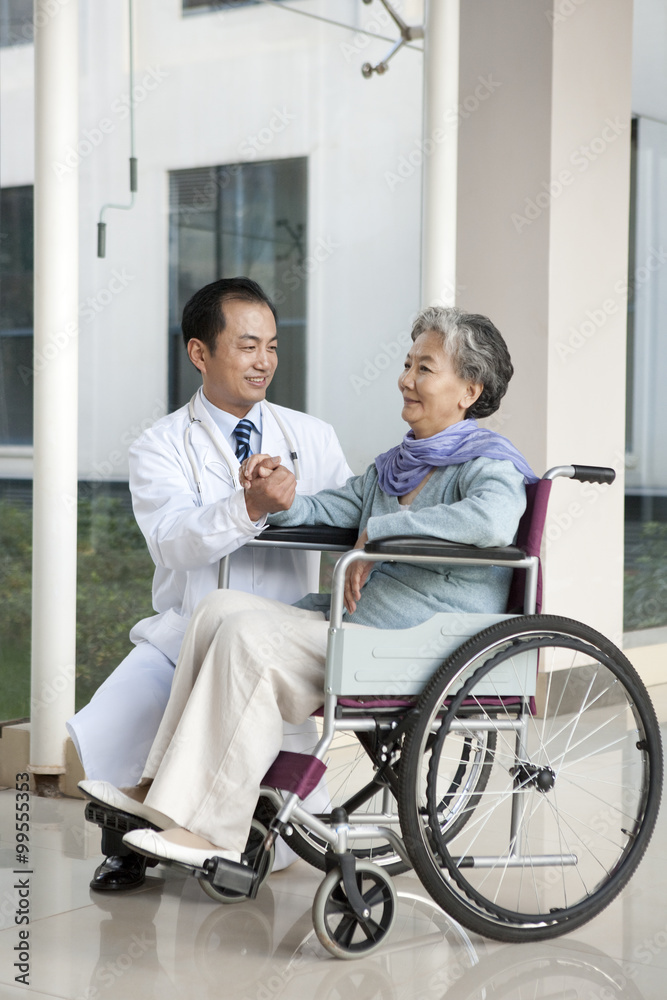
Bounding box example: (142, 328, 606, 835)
(239, 463, 661, 956)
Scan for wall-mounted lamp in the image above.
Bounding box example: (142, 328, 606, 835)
(360, 0, 424, 78)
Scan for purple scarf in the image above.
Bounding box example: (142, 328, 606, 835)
(375, 420, 538, 496)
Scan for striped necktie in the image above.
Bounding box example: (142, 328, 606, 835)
(234, 419, 254, 462)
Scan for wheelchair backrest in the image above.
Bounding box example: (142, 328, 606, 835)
(506, 477, 552, 615)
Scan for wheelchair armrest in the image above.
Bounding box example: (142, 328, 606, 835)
(255, 525, 359, 550)
(364, 535, 528, 562)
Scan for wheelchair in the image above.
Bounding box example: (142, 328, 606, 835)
(85, 464, 663, 960)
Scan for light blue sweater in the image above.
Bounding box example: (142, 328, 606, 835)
(269, 457, 527, 629)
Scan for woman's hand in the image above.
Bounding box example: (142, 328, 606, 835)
(240, 453, 282, 489)
(344, 528, 373, 615)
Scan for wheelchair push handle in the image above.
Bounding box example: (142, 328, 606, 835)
(544, 465, 615, 485)
(571, 465, 616, 485)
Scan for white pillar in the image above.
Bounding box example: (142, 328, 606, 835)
(30, 0, 79, 776)
(452, 0, 632, 643)
(421, 0, 460, 307)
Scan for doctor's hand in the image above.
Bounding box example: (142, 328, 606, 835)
(344, 529, 373, 615)
(242, 457, 296, 522)
(239, 453, 281, 487)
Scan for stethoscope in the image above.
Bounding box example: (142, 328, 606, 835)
(184, 389, 301, 502)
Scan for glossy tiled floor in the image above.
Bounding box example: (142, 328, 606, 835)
(2, 686, 667, 999)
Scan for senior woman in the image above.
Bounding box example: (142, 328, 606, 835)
(80, 306, 536, 869)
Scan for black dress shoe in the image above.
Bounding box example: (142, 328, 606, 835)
(90, 852, 148, 891)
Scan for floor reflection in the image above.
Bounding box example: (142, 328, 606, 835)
(442, 940, 647, 1000)
(0, 683, 666, 999)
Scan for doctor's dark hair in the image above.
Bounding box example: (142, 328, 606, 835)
(181, 277, 278, 353)
(410, 306, 514, 420)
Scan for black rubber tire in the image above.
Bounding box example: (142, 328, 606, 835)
(398, 614, 663, 942)
(312, 861, 397, 959)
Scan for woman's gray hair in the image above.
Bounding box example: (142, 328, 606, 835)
(410, 305, 514, 419)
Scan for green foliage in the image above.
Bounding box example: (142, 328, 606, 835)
(2, 497, 665, 719)
(0, 496, 155, 718)
(624, 521, 667, 631)
(74, 496, 156, 707)
(0, 502, 32, 638)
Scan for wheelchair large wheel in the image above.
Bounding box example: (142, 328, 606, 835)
(415, 727, 496, 843)
(276, 724, 494, 876)
(399, 615, 663, 942)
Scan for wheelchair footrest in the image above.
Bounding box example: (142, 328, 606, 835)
(203, 856, 258, 897)
(84, 801, 160, 834)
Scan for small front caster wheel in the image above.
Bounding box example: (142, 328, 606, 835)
(198, 819, 274, 904)
(312, 861, 397, 959)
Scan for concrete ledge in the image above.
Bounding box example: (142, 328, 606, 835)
(624, 627, 667, 650)
(624, 641, 667, 689)
(63, 736, 86, 797)
(0, 723, 85, 797)
(0, 724, 34, 791)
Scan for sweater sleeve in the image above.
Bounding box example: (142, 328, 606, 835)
(365, 458, 526, 548)
(269, 466, 372, 530)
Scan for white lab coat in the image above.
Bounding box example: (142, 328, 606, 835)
(128, 390, 353, 663)
(67, 390, 352, 792)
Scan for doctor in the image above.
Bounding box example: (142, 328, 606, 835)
(67, 276, 351, 889)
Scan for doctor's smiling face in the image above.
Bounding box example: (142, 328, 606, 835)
(187, 297, 278, 418)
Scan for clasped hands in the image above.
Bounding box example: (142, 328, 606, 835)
(240, 454, 372, 613)
(240, 453, 296, 522)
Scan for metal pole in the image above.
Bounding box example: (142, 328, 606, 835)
(421, 0, 459, 307)
(30, 0, 79, 783)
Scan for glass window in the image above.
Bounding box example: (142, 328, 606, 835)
(0, 479, 156, 719)
(183, 1, 277, 12)
(0, 480, 31, 721)
(0, 185, 33, 445)
(168, 158, 307, 413)
(624, 115, 667, 632)
(0, 0, 33, 47)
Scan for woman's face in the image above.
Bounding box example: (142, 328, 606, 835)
(398, 331, 483, 439)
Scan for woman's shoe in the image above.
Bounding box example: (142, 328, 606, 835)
(79, 779, 172, 830)
(123, 826, 241, 868)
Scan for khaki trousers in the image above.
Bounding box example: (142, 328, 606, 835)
(141, 590, 332, 852)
